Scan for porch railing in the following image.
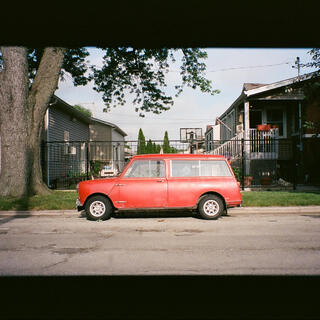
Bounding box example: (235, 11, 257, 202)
(248, 128, 279, 159)
(211, 131, 244, 158)
(210, 128, 279, 159)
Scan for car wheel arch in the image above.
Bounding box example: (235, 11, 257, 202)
(197, 192, 226, 210)
(84, 193, 115, 210)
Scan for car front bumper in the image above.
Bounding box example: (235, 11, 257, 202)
(76, 198, 84, 211)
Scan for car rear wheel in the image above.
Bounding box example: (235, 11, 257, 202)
(85, 195, 112, 221)
(198, 195, 224, 220)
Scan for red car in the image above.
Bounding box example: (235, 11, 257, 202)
(76, 154, 242, 221)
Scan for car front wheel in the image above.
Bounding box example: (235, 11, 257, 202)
(198, 195, 224, 220)
(85, 195, 112, 221)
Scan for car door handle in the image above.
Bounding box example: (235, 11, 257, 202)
(115, 184, 125, 186)
(157, 180, 165, 183)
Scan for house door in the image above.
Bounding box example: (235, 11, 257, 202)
(250, 110, 262, 129)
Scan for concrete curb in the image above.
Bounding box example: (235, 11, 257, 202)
(1, 206, 320, 217)
(228, 206, 320, 214)
(0, 210, 77, 217)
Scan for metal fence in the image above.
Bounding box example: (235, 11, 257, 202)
(41, 140, 191, 189)
(41, 137, 319, 190)
(207, 138, 295, 189)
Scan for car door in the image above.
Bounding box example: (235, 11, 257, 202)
(115, 159, 167, 209)
(167, 159, 201, 207)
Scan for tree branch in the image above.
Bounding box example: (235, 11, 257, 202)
(28, 47, 66, 131)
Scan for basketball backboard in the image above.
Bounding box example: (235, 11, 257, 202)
(180, 128, 203, 142)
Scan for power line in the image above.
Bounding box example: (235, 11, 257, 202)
(208, 61, 291, 73)
(167, 61, 291, 73)
(62, 60, 292, 80)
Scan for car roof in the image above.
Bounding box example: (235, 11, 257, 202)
(131, 154, 226, 159)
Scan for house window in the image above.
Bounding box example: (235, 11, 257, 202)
(64, 131, 69, 142)
(267, 109, 284, 136)
(63, 131, 70, 155)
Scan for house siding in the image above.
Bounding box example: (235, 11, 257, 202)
(45, 105, 89, 188)
(48, 106, 89, 142)
(220, 109, 236, 141)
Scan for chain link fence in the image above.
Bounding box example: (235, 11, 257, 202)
(41, 140, 191, 189)
(41, 137, 319, 190)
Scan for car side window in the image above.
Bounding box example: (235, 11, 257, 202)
(124, 160, 165, 178)
(171, 160, 232, 177)
(200, 160, 232, 176)
(171, 160, 200, 177)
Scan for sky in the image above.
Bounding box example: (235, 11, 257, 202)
(55, 48, 316, 141)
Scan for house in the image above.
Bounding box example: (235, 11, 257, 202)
(41, 96, 127, 189)
(205, 124, 220, 152)
(89, 117, 127, 175)
(41, 96, 91, 188)
(208, 72, 320, 185)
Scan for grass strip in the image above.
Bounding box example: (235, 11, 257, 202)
(242, 191, 320, 207)
(0, 191, 320, 211)
(0, 191, 78, 211)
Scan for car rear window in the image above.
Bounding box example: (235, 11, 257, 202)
(171, 160, 232, 177)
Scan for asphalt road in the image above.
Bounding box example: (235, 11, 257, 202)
(1, 210, 320, 275)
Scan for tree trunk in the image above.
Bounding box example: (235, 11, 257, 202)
(0, 47, 30, 197)
(0, 47, 65, 197)
(27, 47, 66, 195)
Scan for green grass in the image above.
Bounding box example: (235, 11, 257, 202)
(0, 190, 320, 211)
(0, 191, 78, 211)
(242, 191, 320, 207)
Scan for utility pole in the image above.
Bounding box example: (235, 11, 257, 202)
(292, 57, 303, 184)
(293, 56, 301, 79)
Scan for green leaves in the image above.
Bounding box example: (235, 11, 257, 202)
(26, 48, 90, 86)
(91, 48, 219, 116)
(24, 46, 219, 117)
(73, 104, 92, 117)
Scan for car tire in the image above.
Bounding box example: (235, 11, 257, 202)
(198, 195, 224, 220)
(85, 195, 112, 221)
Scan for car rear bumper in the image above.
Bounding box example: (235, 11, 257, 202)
(227, 200, 242, 208)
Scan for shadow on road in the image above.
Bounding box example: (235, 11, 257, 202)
(0, 197, 31, 226)
(78, 209, 197, 219)
(113, 210, 197, 219)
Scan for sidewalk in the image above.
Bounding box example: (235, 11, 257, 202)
(1, 206, 320, 217)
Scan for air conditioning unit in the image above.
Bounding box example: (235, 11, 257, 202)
(64, 145, 76, 155)
(68, 146, 77, 155)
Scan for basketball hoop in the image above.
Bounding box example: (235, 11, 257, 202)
(180, 128, 203, 143)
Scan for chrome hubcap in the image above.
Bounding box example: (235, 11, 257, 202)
(89, 201, 106, 217)
(203, 200, 219, 216)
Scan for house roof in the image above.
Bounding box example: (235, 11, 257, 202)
(218, 71, 319, 120)
(52, 95, 91, 124)
(243, 83, 267, 91)
(52, 95, 127, 137)
(90, 117, 127, 137)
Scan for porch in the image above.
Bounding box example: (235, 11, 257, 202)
(211, 128, 281, 160)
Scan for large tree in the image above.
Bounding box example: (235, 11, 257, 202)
(137, 128, 146, 154)
(0, 47, 219, 197)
